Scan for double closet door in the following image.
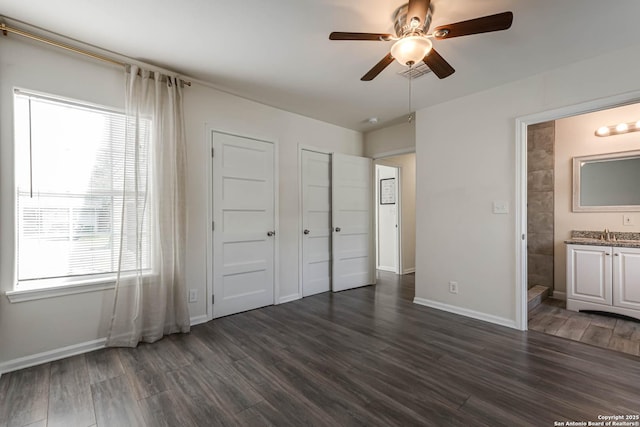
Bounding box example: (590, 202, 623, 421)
(211, 135, 374, 319)
(301, 150, 373, 296)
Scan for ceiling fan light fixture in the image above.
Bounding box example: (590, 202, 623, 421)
(390, 36, 432, 66)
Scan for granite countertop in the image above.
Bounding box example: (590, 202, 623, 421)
(564, 230, 640, 248)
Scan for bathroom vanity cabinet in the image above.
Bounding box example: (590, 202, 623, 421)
(566, 243, 640, 320)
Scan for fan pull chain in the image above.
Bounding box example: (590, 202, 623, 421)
(408, 64, 413, 123)
(28, 98, 34, 198)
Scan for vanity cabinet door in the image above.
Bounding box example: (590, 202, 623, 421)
(613, 247, 640, 310)
(566, 244, 612, 305)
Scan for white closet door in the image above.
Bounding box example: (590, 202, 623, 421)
(212, 132, 275, 318)
(332, 153, 374, 292)
(301, 150, 332, 297)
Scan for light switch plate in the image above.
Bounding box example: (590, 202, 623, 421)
(492, 201, 509, 214)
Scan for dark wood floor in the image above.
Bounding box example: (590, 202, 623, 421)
(529, 298, 640, 356)
(1, 272, 639, 427)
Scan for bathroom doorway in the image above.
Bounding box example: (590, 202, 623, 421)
(519, 98, 640, 357)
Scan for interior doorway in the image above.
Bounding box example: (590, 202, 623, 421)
(374, 153, 416, 275)
(516, 91, 640, 360)
(375, 164, 400, 273)
(524, 105, 640, 357)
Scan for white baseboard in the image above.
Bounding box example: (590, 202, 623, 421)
(377, 266, 396, 273)
(413, 297, 517, 329)
(278, 294, 301, 304)
(403, 268, 415, 274)
(552, 291, 567, 300)
(0, 315, 211, 377)
(190, 315, 209, 326)
(0, 338, 106, 375)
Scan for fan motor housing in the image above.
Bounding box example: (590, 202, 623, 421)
(393, 2, 434, 37)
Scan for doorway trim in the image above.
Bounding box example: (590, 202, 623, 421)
(514, 90, 640, 331)
(371, 147, 415, 160)
(205, 128, 280, 321)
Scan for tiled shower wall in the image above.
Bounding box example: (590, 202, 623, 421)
(527, 121, 555, 291)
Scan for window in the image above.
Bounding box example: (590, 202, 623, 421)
(14, 90, 151, 287)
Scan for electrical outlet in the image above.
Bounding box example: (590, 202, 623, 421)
(449, 281, 459, 294)
(188, 289, 198, 303)
(623, 214, 635, 226)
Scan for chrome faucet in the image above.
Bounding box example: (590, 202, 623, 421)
(602, 228, 610, 241)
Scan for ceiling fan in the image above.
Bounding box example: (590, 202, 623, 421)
(329, 0, 513, 81)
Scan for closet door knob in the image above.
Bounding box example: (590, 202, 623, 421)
(303, 229, 310, 235)
(335, 227, 341, 232)
(267, 231, 275, 237)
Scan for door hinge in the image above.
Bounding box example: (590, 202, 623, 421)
(212, 294, 215, 304)
(211, 147, 214, 157)
(212, 221, 215, 231)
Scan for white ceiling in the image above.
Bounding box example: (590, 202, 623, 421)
(2, 0, 640, 131)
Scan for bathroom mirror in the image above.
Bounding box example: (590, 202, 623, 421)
(573, 150, 640, 212)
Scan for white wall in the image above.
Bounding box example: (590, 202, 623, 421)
(376, 154, 416, 273)
(0, 36, 362, 367)
(554, 105, 640, 293)
(414, 43, 640, 325)
(364, 121, 415, 158)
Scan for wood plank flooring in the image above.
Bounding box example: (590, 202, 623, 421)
(529, 298, 640, 356)
(1, 272, 639, 426)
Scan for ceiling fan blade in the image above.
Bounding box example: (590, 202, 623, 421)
(433, 11, 513, 39)
(407, 0, 431, 28)
(329, 32, 393, 41)
(423, 49, 455, 79)
(361, 53, 395, 81)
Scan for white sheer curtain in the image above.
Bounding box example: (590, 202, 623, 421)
(106, 65, 190, 347)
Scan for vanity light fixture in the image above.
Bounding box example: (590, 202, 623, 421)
(595, 120, 640, 137)
(616, 123, 629, 132)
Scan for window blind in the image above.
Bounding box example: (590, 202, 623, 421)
(15, 91, 151, 283)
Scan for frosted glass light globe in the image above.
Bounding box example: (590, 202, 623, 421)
(391, 36, 433, 66)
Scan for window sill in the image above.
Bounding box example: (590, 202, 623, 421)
(6, 276, 117, 303)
